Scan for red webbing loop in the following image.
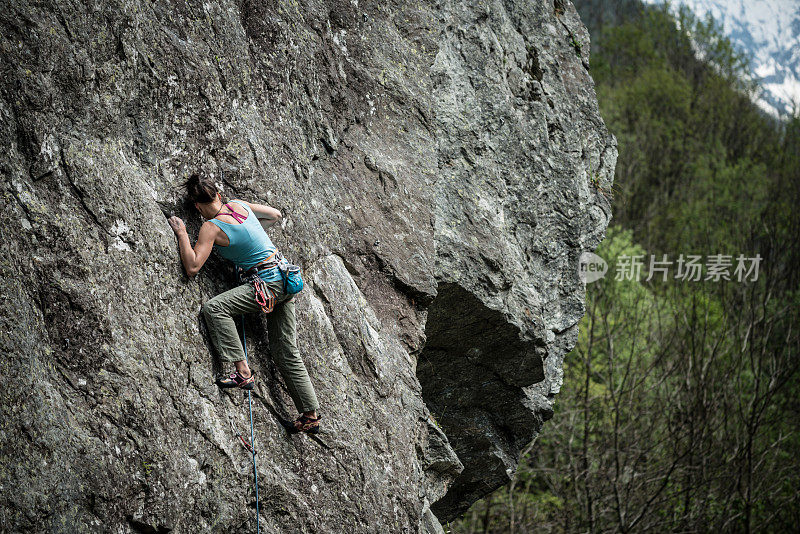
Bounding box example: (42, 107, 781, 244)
(252, 276, 275, 313)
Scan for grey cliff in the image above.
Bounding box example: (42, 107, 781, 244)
(0, 0, 615, 532)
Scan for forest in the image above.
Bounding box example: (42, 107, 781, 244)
(450, 0, 800, 532)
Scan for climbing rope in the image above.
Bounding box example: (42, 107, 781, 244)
(241, 317, 260, 534)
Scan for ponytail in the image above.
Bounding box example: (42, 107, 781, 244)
(183, 173, 218, 204)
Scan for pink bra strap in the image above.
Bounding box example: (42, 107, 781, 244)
(221, 203, 247, 223)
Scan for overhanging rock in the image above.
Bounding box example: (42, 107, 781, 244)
(421, 0, 616, 521)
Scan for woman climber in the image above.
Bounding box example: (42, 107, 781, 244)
(167, 173, 321, 434)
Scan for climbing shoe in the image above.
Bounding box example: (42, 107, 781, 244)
(289, 413, 321, 434)
(217, 370, 255, 390)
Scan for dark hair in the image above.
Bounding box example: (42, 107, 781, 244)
(183, 173, 218, 204)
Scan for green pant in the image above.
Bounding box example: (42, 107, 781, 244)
(202, 277, 319, 413)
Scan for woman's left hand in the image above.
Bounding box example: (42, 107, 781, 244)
(168, 216, 186, 235)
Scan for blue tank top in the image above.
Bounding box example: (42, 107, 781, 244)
(208, 200, 283, 283)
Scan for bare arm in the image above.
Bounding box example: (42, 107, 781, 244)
(168, 218, 218, 278)
(236, 199, 282, 228)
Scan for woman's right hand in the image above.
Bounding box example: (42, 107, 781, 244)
(237, 199, 282, 225)
(168, 216, 187, 235)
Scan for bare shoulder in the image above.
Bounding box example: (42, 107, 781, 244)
(199, 220, 222, 235)
(199, 220, 226, 246)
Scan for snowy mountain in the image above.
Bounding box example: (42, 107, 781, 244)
(644, 0, 800, 117)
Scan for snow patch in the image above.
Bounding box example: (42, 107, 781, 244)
(645, 0, 800, 117)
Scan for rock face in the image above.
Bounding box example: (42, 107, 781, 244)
(0, 0, 614, 532)
(421, 0, 616, 520)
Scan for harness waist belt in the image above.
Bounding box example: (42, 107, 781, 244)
(242, 251, 279, 277)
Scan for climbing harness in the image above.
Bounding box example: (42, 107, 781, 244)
(240, 252, 279, 314)
(241, 318, 260, 534)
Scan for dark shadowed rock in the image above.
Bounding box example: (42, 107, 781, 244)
(0, 0, 614, 531)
